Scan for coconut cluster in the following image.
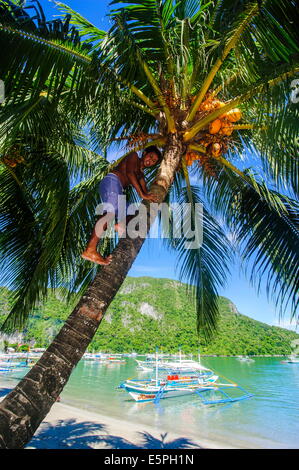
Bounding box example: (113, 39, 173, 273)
(127, 132, 151, 148)
(185, 151, 221, 178)
(1, 146, 25, 168)
(185, 95, 242, 169)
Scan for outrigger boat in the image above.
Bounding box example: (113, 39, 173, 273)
(119, 371, 253, 405)
(237, 356, 255, 363)
(280, 355, 299, 364)
(136, 358, 159, 370)
(120, 353, 253, 405)
(136, 358, 210, 373)
(106, 354, 126, 363)
(120, 372, 217, 402)
(0, 362, 20, 373)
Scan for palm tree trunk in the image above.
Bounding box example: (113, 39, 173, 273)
(0, 133, 183, 448)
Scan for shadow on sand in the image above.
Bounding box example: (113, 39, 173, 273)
(26, 419, 200, 449)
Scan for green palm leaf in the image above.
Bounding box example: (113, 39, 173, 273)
(160, 182, 232, 338)
(0, 151, 70, 331)
(204, 168, 299, 316)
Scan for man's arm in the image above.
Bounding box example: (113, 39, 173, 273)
(126, 152, 159, 202)
(126, 153, 145, 198)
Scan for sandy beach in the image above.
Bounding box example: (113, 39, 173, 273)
(0, 396, 242, 450)
(0, 392, 292, 450)
(0, 385, 240, 449)
(25, 400, 212, 449)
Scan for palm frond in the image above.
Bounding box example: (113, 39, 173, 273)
(204, 168, 299, 317)
(55, 1, 106, 50)
(161, 181, 232, 338)
(0, 0, 102, 121)
(0, 151, 70, 332)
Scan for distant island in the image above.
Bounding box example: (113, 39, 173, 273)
(0, 277, 298, 355)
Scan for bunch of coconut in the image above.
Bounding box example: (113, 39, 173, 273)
(197, 96, 241, 132)
(208, 106, 242, 137)
(199, 97, 242, 158)
(2, 147, 25, 168)
(127, 132, 152, 148)
(185, 151, 200, 166)
(184, 150, 220, 177)
(184, 96, 242, 168)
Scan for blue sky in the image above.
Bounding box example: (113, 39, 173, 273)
(28, 0, 297, 331)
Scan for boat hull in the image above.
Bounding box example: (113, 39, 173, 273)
(127, 385, 215, 402)
(122, 375, 219, 402)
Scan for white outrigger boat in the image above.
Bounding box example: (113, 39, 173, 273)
(83, 353, 97, 361)
(0, 361, 20, 373)
(280, 355, 299, 364)
(106, 354, 126, 363)
(136, 359, 210, 373)
(237, 356, 255, 363)
(136, 358, 159, 370)
(83, 353, 125, 363)
(120, 372, 219, 402)
(120, 352, 253, 405)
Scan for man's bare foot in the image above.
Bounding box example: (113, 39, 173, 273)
(81, 250, 112, 265)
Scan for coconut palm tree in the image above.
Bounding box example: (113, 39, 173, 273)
(0, 0, 298, 448)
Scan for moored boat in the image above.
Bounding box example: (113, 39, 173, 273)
(280, 355, 299, 364)
(119, 369, 253, 405)
(107, 354, 126, 363)
(120, 372, 219, 402)
(0, 360, 34, 374)
(237, 356, 255, 363)
(121, 350, 253, 405)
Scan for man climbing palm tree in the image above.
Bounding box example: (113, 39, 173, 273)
(81, 146, 162, 265)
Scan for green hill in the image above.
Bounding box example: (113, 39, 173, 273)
(0, 277, 298, 355)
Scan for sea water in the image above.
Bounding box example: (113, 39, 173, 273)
(1, 357, 298, 449)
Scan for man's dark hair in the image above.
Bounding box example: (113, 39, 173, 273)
(143, 145, 163, 164)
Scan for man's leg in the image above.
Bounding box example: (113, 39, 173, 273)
(81, 212, 114, 265)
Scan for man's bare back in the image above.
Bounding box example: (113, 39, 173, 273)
(81, 146, 162, 265)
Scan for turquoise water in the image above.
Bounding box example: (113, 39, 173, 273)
(1, 357, 299, 448)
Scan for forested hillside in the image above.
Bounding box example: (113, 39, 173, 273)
(0, 277, 298, 355)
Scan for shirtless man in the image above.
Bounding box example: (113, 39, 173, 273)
(81, 146, 162, 265)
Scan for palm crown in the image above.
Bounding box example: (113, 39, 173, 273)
(0, 0, 298, 337)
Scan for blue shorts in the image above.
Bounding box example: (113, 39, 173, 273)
(98, 173, 128, 218)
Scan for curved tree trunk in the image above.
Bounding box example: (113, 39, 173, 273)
(0, 134, 183, 448)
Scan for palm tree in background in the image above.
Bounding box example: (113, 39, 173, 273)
(0, 0, 298, 448)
